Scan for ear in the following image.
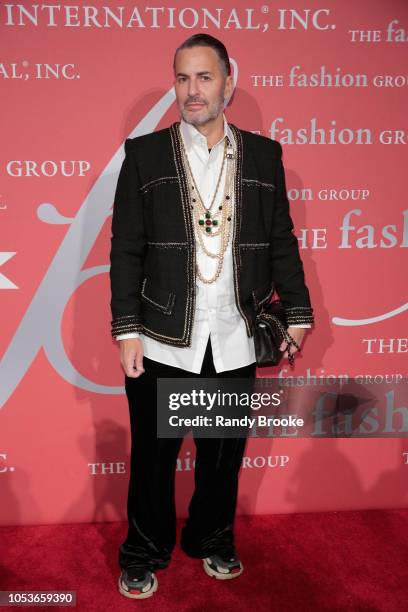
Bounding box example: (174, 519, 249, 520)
(224, 75, 234, 99)
(224, 75, 234, 106)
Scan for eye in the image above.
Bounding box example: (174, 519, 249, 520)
(177, 76, 187, 83)
(201, 75, 211, 81)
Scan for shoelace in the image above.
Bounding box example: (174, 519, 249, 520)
(125, 561, 153, 582)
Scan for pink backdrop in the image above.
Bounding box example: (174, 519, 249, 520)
(1, 0, 408, 525)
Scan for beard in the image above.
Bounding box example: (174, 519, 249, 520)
(180, 94, 225, 127)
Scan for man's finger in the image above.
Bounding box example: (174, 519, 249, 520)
(125, 360, 140, 378)
(282, 348, 299, 359)
(134, 352, 145, 375)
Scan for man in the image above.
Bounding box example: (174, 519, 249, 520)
(110, 33, 314, 599)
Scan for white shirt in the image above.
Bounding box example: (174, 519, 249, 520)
(116, 114, 309, 373)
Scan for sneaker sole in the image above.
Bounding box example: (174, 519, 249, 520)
(118, 574, 158, 599)
(202, 559, 244, 580)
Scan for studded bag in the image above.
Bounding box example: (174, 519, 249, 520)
(254, 300, 301, 367)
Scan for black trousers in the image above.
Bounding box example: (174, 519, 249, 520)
(119, 338, 257, 573)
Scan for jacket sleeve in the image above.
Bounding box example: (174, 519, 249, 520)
(109, 139, 146, 338)
(269, 142, 314, 326)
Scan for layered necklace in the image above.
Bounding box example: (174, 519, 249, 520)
(179, 127, 235, 284)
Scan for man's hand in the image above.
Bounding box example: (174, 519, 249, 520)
(279, 327, 307, 360)
(119, 338, 145, 378)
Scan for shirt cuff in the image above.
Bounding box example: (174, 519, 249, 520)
(288, 324, 311, 328)
(116, 332, 141, 340)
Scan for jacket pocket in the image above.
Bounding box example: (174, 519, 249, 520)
(252, 281, 275, 311)
(242, 179, 276, 192)
(141, 277, 176, 315)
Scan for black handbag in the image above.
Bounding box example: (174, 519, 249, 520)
(254, 299, 301, 367)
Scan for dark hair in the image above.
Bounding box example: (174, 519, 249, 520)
(173, 33, 231, 76)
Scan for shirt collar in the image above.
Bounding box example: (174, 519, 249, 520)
(179, 112, 235, 152)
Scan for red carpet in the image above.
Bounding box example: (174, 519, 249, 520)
(1, 510, 407, 611)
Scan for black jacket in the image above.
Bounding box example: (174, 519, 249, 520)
(109, 122, 314, 346)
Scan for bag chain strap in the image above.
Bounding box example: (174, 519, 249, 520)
(256, 312, 301, 366)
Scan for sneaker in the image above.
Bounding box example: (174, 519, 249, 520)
(118, 568, 158, 599)
(202, 554, 243, 580)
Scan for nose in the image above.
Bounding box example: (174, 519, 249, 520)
(187, 77, 199, 98)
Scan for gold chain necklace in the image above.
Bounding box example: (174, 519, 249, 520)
(180, 133, 229, 236)
(193, 162, 234, 284)
(178, 125, 236, 284)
